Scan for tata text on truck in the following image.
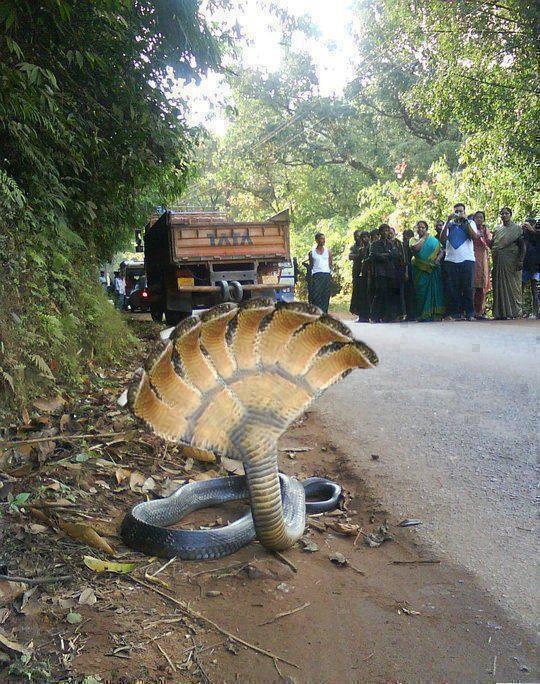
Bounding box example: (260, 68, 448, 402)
(144, 209, 294, 324)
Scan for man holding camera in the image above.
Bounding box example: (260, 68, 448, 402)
(440, 203, 478, 320)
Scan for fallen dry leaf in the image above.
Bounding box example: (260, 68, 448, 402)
(78, 587, 97, 606)
(0, 627, 32, 655)
(141, 476, 157, 493)
(364, 522, 393, 548)
(0, 580, 28, 607)
(329, 552, 348, 567)
(160, 478, 185, 498)
(115, 467, 131, 484)
(326, 521, 360, 536)
(221, 456, 244, 475)
(27, 523, 49, 535)
(83, 556, 137, 574)
(182, 446, 216, 463)
(33, 395, 65, 415)
(129, 471, 146, 491)
(59, 414, 71, 432)
(59, 521, 115, 555)
(89, 517, 121, 538)
(192, 469, 220, 482)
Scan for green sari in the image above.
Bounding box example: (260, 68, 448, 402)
(411, 235, 445, 321)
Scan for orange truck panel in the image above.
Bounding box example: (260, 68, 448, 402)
(172, 222, 289, 262)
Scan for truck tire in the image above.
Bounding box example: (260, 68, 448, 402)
(229, 281, 243, 303)
(150, 304, 163, 322)
(165, 309, 190, 326)
(217, 280, 230, 302)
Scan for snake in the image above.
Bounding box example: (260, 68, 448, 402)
(120, 299, 378, 559)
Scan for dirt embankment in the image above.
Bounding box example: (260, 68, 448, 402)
(0, 318, 537, 683)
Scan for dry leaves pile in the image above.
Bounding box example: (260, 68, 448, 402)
(0, 330, 243, 681)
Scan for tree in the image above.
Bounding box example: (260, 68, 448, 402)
(0, 0, 228, 403)
(352, 0, 539, 205)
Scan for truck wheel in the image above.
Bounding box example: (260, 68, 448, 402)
(229, 281, 243, 303)
(165, 309, 189, 326)
(217, 280, 230, 302)
(150, 305, 163, 322)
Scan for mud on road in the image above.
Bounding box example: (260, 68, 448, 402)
(0, 316, 538, 683)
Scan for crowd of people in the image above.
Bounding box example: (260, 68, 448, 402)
(306, 204, 539, 322)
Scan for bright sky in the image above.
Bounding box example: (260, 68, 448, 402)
(183, 0, 355, 134)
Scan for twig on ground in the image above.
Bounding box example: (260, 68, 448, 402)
(148, 556, 177, 577)
(0, 574, 71, 586)
(353, 528, 363, 546)
(349, 564, 365, 576)
(191, 636, 212, 684)
(390, 560, 441, 565)
(362, 651, 375, 661)
(157, 643, 176, 673)
(181, 641, 224, 657)
(272, 550, 298, 573)
(259, 602, 310, 626)
(129, 577, 299, 668)
(145, 631, 173, 645)
(143, 617, 183, 631)
(0, 431, 131, 447)
(273, 657, 284, 678)
(307, 520, 326, 532)
(189, 561, 247, 578)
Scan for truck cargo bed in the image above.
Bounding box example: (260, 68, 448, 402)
(172, 221, 289, 262)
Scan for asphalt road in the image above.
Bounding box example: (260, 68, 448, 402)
(316, 318, 539, 630)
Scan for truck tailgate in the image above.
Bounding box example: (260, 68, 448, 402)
(172, 222, 289, 262)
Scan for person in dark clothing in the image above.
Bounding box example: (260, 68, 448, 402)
(390, 226, 407, 319)
(434, 220, 445, 243)
(370, 224, 402, 322)
(362, 229, 379, 317)
(522, 218, 540, 318)
(349, 230, 371, 321)
(402, 228, 416, 320)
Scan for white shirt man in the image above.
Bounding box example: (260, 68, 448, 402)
(441, 204, 478, 320)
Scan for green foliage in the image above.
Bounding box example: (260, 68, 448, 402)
(0, 0, 224, 261)
(353, 0, 539, 206)
(0, 1, 228, 408)
(7, 491, 31, 513)
(8, 653, 52, 682)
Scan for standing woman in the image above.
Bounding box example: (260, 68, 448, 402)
(349, 230, 363, 317)
(308, 232, 333, 313)
(490, 207, 525, 320)
(410, 221, 445, 321)
(349, 230, 371, 321)
(472, 211, 492, 318)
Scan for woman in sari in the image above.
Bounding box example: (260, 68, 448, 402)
(349, 230, 371, 321)
(472, 211, 492, 319)
(490, 207, 525, 319)
(410, 221, 445, 321)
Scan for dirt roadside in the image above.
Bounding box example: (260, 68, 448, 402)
(0, 318, 538, 683)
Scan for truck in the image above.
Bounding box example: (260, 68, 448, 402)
(143, 209, 294, 324)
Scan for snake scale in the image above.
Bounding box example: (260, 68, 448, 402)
(121, 299, 378, 559)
